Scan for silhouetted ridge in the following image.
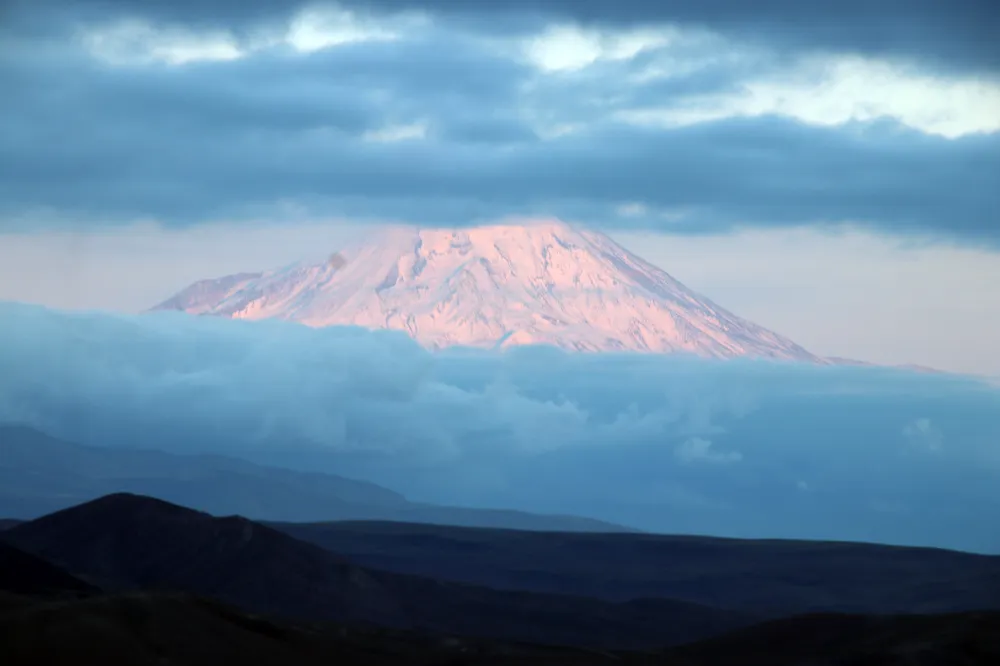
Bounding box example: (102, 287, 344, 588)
(4, 493, 753, 648)
(62, 491, 209, 517)
(6, 492, 357, 595)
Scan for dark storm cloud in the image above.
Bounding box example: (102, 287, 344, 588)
(17, 0, 1000, 73)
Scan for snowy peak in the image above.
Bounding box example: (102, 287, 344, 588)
(153, 221, 819, 361)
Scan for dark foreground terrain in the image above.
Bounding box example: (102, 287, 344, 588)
(1, 493, 999, 665)
(1, 584, 998, 665)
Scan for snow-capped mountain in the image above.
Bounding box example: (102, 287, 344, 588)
(152, 220, 820, 361)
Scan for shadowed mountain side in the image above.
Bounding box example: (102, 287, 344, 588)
(271, 520, 1000, 616)
(0, 542, 96, 598)
(2, 493, 750, 649)
(0, 425, 630, 532)
(0, 520, 21, 530)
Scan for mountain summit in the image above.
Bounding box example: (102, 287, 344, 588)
(153, 220, 818, 361)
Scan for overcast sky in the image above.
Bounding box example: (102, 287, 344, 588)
(1, 0, 998, 374)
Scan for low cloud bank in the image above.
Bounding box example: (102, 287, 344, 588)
(1, 301, 998, 552)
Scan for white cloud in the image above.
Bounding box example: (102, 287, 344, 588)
(616, 203, 648, 217)
(286, 5, 418, 53)
(619, 54, 1000, 138)
(73, 10, 1000, 140)
(744, 56, 1000, 138)
(903, 417, 944, 451)
(508, 20, 1000, 138)
(514, 22, 1000, 138)
(78, 19, 244, 66)
(531, 122, 587, 140)
(77, 4, 427, 66)
(521, 24, 679, 72)
(362, 121, 428, 143)
(674, 437, 743, 464)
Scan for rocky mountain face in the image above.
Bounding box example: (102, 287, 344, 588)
(153, 220, 819, 361)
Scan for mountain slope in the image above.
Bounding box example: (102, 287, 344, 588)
(0, 541, 96, 598)
(3, 493, 751, 648)
(153, 221, 819, 360)
(0, 425, 631, 532)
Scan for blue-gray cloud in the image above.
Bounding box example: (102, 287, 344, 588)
(363, 0, 1000, 75)
(18, 0, 999, 74)
(2, 49, 996, 241)
(1, 301, 999, 552)
(1, 0, 998, 245)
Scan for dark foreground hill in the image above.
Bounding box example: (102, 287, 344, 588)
(0, 591, 650, 666)
(1, 590, 998, 666)
(2, 493, 748, 649)
(2, 494, 999, 665)
(0, 425, 629, 531)
(273, 519, 1000, 616)
(667, 610, 1000, 666)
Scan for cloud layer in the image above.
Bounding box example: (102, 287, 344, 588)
(21, 0, 999, 73)
(2, 0, 998, 243)
(2, 301, 998, 552)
